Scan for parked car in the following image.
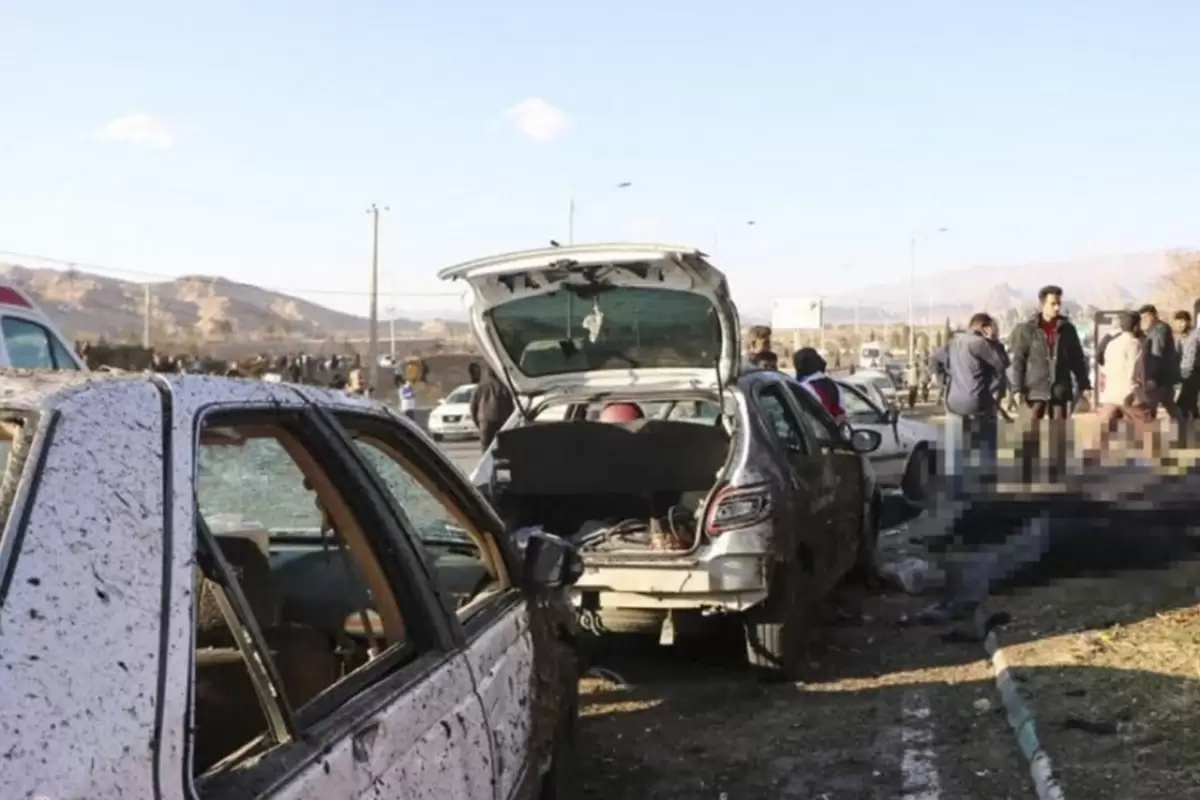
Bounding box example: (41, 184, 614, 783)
(0, 372, 581, 800)
(844, 368, 899, 408)
(0, 281, 86, 371)
(437, 243, 883, 678)
(836, 378, 938, 501)
(428, 382, 480, 441)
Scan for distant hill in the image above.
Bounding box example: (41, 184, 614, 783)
(743, 250, 1170, 326)
(0, 263, 470, 342)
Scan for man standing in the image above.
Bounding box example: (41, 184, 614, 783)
(1009, 286, 1090, 483)
(744, 325, 777, 370)
(1179, 301, 1200, 422)
(471, 365, 515, 452)
(1094, 311, 1154, 452)
(945, 313, 1008, 492)
(1139, 304, 1178, 418)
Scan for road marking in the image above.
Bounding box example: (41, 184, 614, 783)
(900, 689, 943, 800)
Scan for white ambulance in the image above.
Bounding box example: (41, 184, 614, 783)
(0, 283, 86, 371)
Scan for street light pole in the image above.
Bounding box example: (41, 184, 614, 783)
(385, 305, 397, 358)
(366, 203, 388, 393)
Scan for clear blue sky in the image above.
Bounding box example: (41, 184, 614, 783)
(1, 1, 1197, 317)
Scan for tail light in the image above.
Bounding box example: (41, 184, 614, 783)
(705, 484, 772, 537)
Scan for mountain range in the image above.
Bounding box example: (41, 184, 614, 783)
(0, 249, 1176, 343)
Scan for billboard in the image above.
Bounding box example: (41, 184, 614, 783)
(771, 297, 824, 332)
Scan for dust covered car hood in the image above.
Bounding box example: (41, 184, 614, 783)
(437, 243, 741, 396)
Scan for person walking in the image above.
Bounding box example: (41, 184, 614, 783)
(944, 313, 1008, 494)
(470, 366, 515, 452)
(347, 368, 369, 397)
(1008, 285, 1091, 483)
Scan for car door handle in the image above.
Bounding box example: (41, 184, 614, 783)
(351, 719, 385, 763)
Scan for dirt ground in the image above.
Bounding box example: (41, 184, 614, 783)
(985, 555, 1200, 800)
(574, 586, 1035, 800)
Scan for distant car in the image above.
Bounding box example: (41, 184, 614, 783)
(427, 382, 479, 441)
(439, 243, 884, 679)
(0, 282, 86, 372)
(845, 369, 899, 408)
(836, 379, 938, 501)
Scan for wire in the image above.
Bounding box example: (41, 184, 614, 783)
(0, 248, 463, 299)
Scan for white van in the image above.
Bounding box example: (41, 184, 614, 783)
(0, 283, 86, 371)
(858, 340, 886, 370)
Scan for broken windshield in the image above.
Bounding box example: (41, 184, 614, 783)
(489, 286, 722, 377)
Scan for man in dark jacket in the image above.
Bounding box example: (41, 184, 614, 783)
(1139, 304, 1178, 417)
(1179, 300, 1200, 422)
(1009, 285, 1091, 417)
(470, 366, 515, 452)
(1009, 285, 1090, 484)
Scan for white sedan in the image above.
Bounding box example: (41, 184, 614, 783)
(843, 369, 899, 408)
(837, 379, 938, 501)
(428, 382, 479, 441)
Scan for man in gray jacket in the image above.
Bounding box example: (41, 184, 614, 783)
(945, 313, 1008, 492)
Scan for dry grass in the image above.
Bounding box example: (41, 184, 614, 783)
(989, 556, 1200, 799)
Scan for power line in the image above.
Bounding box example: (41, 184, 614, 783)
(0, 248, 463, 299)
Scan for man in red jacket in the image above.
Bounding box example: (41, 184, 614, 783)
(794, 347, 844, 422)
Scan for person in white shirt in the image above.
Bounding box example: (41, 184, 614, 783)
(398, 379, 416, 420)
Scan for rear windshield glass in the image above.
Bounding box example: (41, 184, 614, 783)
(489, 287, 722, 377)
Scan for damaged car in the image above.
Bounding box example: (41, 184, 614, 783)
(438, 243, 883, 678)
(0, 372, 581, 800)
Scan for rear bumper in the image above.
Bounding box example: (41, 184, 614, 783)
(570, 553, 770, 611)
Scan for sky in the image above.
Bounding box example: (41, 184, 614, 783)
(1, 1, 1198, 318)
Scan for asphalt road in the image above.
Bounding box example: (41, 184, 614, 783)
(434, 436, 484, 477)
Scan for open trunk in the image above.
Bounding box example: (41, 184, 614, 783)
(490, 417, 732, 554)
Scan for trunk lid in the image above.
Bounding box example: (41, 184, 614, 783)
(437, 243, 741, 396)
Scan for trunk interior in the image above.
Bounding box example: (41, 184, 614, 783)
(491, 417, 732, 553)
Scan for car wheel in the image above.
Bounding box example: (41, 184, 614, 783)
(902, 446, 933, 503)
(743, 558, 816, 680)
(431, 432, 444, 442)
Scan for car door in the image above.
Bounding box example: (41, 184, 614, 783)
(840, 382, 906, 486)
(178, 403, 494, 800)
(327, 408, 540, 800)
(751, 381, 837, 574)
(785, 383, 866, 573)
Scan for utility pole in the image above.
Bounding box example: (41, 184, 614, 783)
(385, 306, 397, 358)
(142, 284, 152, 349)
(567, 197, 576, 245)
(366, 203, 388, 394)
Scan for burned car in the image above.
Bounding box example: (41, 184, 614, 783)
(0, 372, 580, 800)
(438, 243, 883, 678)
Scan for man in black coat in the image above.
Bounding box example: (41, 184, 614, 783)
(1139, 304, 1178, 418)
(470, 366, 515, 452)
(1009, 285, 1091, 483)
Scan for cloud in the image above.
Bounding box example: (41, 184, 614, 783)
(503, 98, 571, 144)
(96, 113, 177, 149)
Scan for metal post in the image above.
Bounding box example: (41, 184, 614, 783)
(366, 203, 386, 393)
(389, 315, 396, 359)
(567, 197, 575, 245)
(907, 236, 916, 366)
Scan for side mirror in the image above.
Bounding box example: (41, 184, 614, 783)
(849, 428, 883, 454)
(519, 529, 583, 590)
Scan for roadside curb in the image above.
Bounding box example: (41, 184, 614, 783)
(973, 606, 1066, 800)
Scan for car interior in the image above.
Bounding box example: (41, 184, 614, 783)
(192, 420, 450, 777)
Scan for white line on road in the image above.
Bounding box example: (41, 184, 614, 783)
(900, 689, 943, 800)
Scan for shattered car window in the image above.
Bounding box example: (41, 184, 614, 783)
(490, 287, 722, 377)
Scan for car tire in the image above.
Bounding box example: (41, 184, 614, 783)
(431, 433, 444, 442)
(901, 446, 934, 503)
(743, 558, 815, 680)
